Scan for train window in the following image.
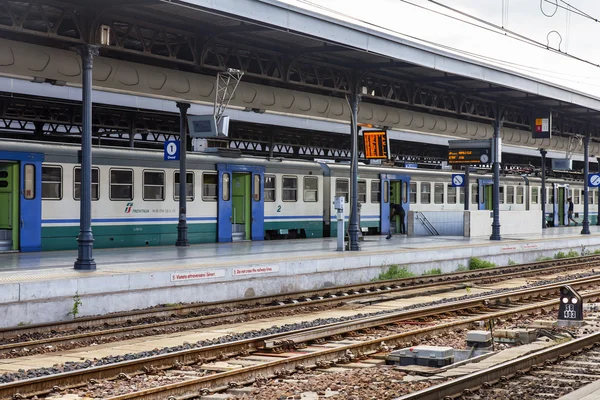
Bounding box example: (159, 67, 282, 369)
(516, 186, 524, 204)
(371, 180, 381, 203)
(589, 190, 594, 205)
(471, 184, 478, 204)
(110, 169, 133, 200)
(383, 181, 389, 203)
(174, 172, 194, 201)
(335, 179, 349, 203)
(409, 182, 417, 204)
(531, 187, 538, 204)
(581, 190, 586, 205)
(202, 173, 218, 202)
(459, 187, 465, 204)
(264, 175, 276, 202)
(358, 180, 366, 203)
(42, 165, 62, 200)
(434, 183, 444, 204)
(420, 183, 430, 204)
(24, 164, 35, 200)
(447, 184, 457, 204)
(595, 190, 599, 205)
(506, 186, 514, 204)
(548, 188, 554, 204)
(282, 176, 298, 202)
(254, 175, 261, 201)
(499, 186, 504, 204)
(74, 167, 100, 201)
(222, 173, 230, 201)
(574, 189, 580, 204)
(304, 176, 318, 202)
(143, 170, 165, 201)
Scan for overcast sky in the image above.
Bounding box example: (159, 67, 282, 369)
(282, 0, 600, 97)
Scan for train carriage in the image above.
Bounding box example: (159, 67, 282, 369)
(0, 139, 595, 253)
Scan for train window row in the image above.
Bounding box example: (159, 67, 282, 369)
(41, 166, 320, 204)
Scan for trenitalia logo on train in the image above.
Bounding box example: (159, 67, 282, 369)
(124, 203, 176, 214)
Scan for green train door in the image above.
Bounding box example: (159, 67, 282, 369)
(231, 172, 251, 241)
(0, 163, 19, 251)
(389, 180, 403, 234)
(554, 184, 569, 226)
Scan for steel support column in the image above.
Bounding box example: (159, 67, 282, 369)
(348, 93, 361, 251)
(74, 45, 99, 271)
(176, 102, 190, 247)
(490, 116, 502, 241)
(464, 167, 470, 211)
(540, 149, 547, 229)
(582, 134, 590, 235)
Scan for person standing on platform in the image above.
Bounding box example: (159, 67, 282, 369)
(386, 202, 406, 239)
(567, 197, 577, 226)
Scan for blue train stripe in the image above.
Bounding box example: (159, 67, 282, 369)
(43, 217, 217, 224)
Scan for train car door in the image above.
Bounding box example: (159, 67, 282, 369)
(553, 184, 569, 226)
(477, 179, 493, 211)
(0, 151, 43, 252)
(217, 164, 264, 242)
(380, 174, 410, 235)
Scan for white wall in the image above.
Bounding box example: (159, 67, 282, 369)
(465, 210, 542, 237)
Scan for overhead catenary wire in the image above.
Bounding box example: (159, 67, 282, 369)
(293, 0, 600, 78)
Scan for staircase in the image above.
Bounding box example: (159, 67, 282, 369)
(232, 224, 246, 242)
(0, 229, 12, 251)
(415, 212, 439, 236)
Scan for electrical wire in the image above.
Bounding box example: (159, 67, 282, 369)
(292, 0, 600, 78)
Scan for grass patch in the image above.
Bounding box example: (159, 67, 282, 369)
(536, 256, 553, 261)
(554, 250, 580, 259)
(374, 265, 415, 281)
(456, 264, 468, 272)
(508, 259, 517, 266)
(594, 249, 600, 255)
(468, 257, 496, 270)
(422, 268, 442, 276)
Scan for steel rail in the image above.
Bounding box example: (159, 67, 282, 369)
(395, 326, 600, 400)
(1, 255, 595, 350)
(103, 289, 600, 400)
(1, 256, 596, 355)
(2, 273, 600, 399)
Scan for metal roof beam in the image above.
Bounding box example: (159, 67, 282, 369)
(352, 61, 416, 69)
(412, 75, 471, 83)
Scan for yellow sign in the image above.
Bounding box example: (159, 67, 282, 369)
(363, 130, 389, 159)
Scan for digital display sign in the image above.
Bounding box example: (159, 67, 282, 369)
(447, 139, 492, 165)
(363, 130, 390, 159)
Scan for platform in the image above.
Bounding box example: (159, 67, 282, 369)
(1, 226, 600, 328)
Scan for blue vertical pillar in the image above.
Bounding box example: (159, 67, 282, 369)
(540, 149, 547, 229)
(74, 45, 98, 271)
(582, 134, 590, 234)
(176, 102, 190, 247)
(597, 157, 600, 226)
(348, 93, 360, 251)
(490, 116, 502, 241)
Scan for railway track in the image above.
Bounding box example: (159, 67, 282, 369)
(3, 271, 600, 399)
(1, 255, 598, 357)
(398, 325, 600, 400)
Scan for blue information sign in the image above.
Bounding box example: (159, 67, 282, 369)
(164, 140, 180, 161)
(589, 174, 600, 187)
(451, 174, 465, 187)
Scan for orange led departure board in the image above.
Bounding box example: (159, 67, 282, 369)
(363, 130, 390, 159)
(447, 139, 492, 165)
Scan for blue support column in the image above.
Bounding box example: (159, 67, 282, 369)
(176, 102, 190, 247)
(540, 149, 547, 229)
(490, 116, 502, 241)
(582, 134, 590, 234)
(597, 157, 600, 226)
(74, 45, 98, 271)
(348, 93, 361, 251)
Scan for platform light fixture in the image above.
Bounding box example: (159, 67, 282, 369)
(99, 25, 111, 46)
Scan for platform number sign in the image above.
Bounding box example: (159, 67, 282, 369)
(451, 174, 465, 187)
(589, 174, 600, 188)
(164, 140, 180, 161)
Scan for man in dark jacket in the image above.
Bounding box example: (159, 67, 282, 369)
(386, 202, 405, 239)
(567, 197, 577, 226)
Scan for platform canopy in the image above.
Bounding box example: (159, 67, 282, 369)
(2, 0, 600, 143)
